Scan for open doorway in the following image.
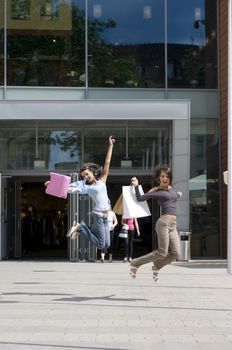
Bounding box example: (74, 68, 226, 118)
(10, 176, 154, 260)
(104, 178, 155, 262)
(20, 182, 68, 258)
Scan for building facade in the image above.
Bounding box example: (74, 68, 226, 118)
(0, 0, 223, 260)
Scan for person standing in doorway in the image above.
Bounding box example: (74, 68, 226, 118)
(100, 209, 118, 263)
(122, 217, 140, 263)
(129, 165, 182, 282)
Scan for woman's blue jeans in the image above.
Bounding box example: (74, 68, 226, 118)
(78, 212, 110, 250)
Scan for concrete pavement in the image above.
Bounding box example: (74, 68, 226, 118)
(0, 259, 232, 350)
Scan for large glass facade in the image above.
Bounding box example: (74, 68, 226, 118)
(190, 118, 220, 256)
(7, 0, 85, 86)
(0, 1, 221, 258)
(88, 0, 165, 88)
(167, 0, 218, 88)
(1, 0, 218, 88)
(0, 120, 170, 171)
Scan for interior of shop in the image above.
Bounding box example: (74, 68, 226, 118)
(18, 180, 154, 260)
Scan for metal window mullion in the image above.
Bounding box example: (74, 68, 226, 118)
(85, 0, 88, 99)
(164, 0, 168, 97)
(3, 0, 7, 99)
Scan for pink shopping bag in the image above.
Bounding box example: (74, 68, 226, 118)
(45, 172, 71, 199)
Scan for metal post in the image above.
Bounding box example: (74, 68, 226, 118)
(228, 0, 232, 274)
(68, 173, 79, 262)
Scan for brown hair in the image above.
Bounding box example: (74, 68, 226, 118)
(80, 163, 102, 180)
(153, 165, 173, 186)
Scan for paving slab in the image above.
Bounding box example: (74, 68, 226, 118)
(0, 259, 232, 350)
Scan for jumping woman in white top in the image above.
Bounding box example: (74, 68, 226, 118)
(66, 136, 116, 251)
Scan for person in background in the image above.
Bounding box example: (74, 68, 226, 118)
(122, 217, 140, 263)
(130, 165, 182, 282)
(100, 209, 118, 263)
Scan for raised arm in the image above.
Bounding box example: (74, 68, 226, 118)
(131, 177, 159, 202)
(101, 136, 116, 182)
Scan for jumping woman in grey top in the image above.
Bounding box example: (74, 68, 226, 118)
(130, 166, 182, 282)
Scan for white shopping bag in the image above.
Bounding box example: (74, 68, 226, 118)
(122, 185, 151, 219)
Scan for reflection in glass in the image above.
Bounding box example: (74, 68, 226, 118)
(48, 130, 81, 170)
(190, 119, 219, 257)
(11, 0, 30, 20)
(88, 0, 165, 88)
(167, 0, 218, 88)
(7, 0, 85, 87)
(93, 4, 102, 18)
(0, 121, 82, 171)
(0, 120, 170, 171)
(79, 121, 170, 169)
(40, 0, 59, 21)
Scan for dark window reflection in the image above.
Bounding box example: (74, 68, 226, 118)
(88, 0, 165, 88)
(11, 0, 30, 20)
(7, 0, 85, 87)
(167, 0, 217, 89)
(5, 0, 219, 89)
(190, 119, 220, 257)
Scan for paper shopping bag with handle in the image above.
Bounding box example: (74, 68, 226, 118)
(122, 185, 151, 218)
(45, 172, 71, 199)
(113, 193, 123, 215)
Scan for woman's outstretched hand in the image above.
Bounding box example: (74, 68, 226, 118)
(131, 177, 139, 187)
(109, 135, 116, 145)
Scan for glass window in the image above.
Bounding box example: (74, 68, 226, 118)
(0, 120, 170, 171)
(0, 121, 82, 171)
(40, 0, 59, 21)
(7, 0, 85, 87)
(0, 0, 4, 85)
(167, 0, 218, 88)
(190, 119, 220, 257)
(88, 0, 165, 88)
(11, 0, 30, 20)
(83, 121, 170, 168)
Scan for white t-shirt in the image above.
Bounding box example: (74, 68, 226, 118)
(107, 211, 116, 231)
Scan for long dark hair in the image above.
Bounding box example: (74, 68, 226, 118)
(152, 165, 173, 186)
(80, 163, 102, 180)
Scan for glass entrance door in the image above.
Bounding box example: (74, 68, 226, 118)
(0, 174, 8, 260)
(10, 178, 68, 259)
(7, 174, 158, 260)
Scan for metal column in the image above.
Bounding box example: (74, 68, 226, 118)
(68, 173, 79, 261)
(67, 173, 97, 262)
